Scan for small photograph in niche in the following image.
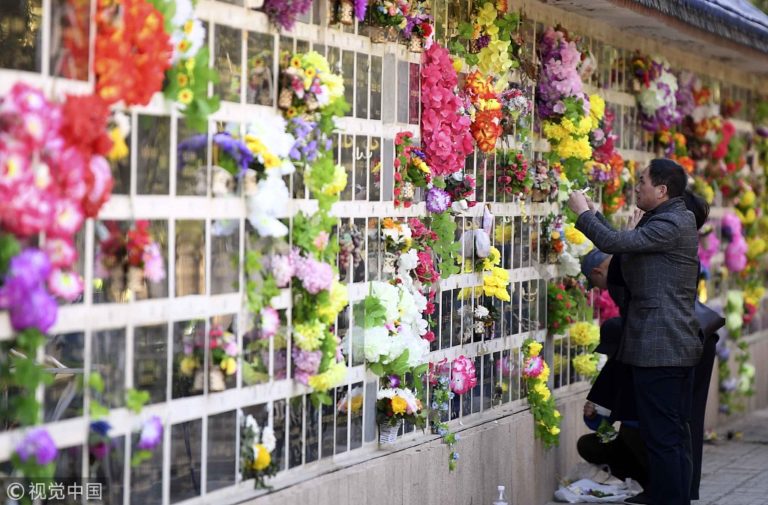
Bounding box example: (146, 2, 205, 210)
(172, 319, 205, 399)
(342, 50, 355, 117)
(93, 220, 168, 304)
(366, 217, 380, 281)
(50, 0, 90, 80)
(44, 332, 84, 422)
(136, 114, 171, 195)
(339, 134, 354, 201)
(370, 56, 382, 121)
(214, 24, 243, 103)
(369, 136, 382, 201)
(353, 136, 369, 201)
(207, 314, 238, 393)
(355, 53, 369, 119)
(247, 31, 275, 106)
(134, 324, 168, 405)
(334, 385, 350, 455)
(175, 220, 205, 297)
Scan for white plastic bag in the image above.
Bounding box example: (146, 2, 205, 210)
(554, 478, 642, 503)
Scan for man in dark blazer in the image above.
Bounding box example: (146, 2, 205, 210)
(568, 159, 702, 505)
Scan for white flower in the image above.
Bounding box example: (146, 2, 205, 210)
(172, 0, 194, 27)
(171, 20, 206, 63)
(398, 250, 418, 272)
(474, 305, 489, 318)
(370, 282, 400, 322)
(246, 175, 289, 237)
(559, 251, 581, 277)
(246, 112, 297, 163)
(474, 321, 486, 334)
(361, 326, 390, 363)
(245, 414, 260, 437)
(261, 426, 276, 453)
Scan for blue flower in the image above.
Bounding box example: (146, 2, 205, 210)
(451, 452, 459, 460)
(90, 420, 112, 437)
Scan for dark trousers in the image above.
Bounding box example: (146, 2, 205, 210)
(690, 333, 718, 499)
(632, 366, 694, 505)
(577, 424, 648, 488)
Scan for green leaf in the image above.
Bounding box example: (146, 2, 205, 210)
(457, 22, 474, 39)
(0, 233, 21, 274)
(131, 450, 154, 467)
(88, 372, 105, 393)
(126, 388, 151, 414)
(89, 400, 110, 419)
(369, 362, 385, 376)
(385, 350, 411, 377)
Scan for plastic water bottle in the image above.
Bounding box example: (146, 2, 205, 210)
(493, 485, 508, 505)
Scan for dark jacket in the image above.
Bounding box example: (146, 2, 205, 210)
(576, 198, 702, 367)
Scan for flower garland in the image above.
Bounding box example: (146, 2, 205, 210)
(428, 361, 460, 470)
(569, 321, 600, 379)
(546, 281, 587, 334)
(420, 43, 473, 177)
(521, 338, 561, 447)
(94, 0, 172, 106)
(717, 290, 757, 415)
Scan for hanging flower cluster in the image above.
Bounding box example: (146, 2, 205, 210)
(279, 51, 345, 116)
(0, 84, 114, 331)
(464, 71, 503, 153)
(427, 359, 460, 470)
(631, 54, 681, 132)
(94, 0, 172, 106)
(521, 338, 561, 447)
(495, 149, 532, 198)
(722, 212, 748, 273)
(421, 43, 474, 177)
(369, 0, 410, 28)
(260, 0, 313, 31)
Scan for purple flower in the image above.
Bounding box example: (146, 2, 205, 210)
(6, 284, 58, 333)
(15, 428, 58, 465)
(137, 416, 163, 450)
(295, 257, 333, 294)
(756, 126, 768, 138)
(261, 0, 312, 31)
(720, 378, 738, 392)
(387, 375, 400, 388)
(426, 187, 451, 213)
(354, 0, 367, 20)
(292, 348, 322, 385)
(716, 343, 731, 361)
(177, 134, 207, 162)
(475, 35, 490, 50)
(267, 253, 295, 288)
(213, 132, 254, 177)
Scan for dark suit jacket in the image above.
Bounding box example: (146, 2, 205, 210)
(576, 198, 702, 367)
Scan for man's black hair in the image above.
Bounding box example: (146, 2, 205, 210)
(648, 158, 687, 199)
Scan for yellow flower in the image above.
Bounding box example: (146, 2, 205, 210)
(739, 190, 756, 208)
(569, 322, 600, 348)
(177, 88, 194, 105)
(553, 409, 561, 418)
(576, 116, 592, 135)
(323, 74, 345, 100)
(539, 362, 550, 382)
(307, 362, 347, 392)
(293, 321, 325, 351)
(476, 2, 498, 26)
(572, 353, 598, 377)
(391, 396, 408, 415)
(481, 246, 502, 270)
(305, 67, 317, 79)
(318, 281, 349, 323)
(533, 381, 551, 401)
(528, 341, 543, 357)
(107, 128, 129, 162)
(180, 356, 198, 376)
(458, 286, 483, 300)
(262, 152, 281, 169)
(253, 444, 271, 471)
(285, 107, 298, 119)
(561, 118, 576, 133)
(589, 94, 605, 122)
(747, 238, 767, 260)
(290, 56, 302, 68)
(185, 57, 196, 73)
(177, 38, 191, 53)
(220, 356, 238, 376)
(549, 426, 561, 435)
(452, 57, 464, 73)
(564, 224, 587, 246)
(350, 395, 364, 413)
(177, 73, 190, 87)
(302, 51, 331, 74)
(322, 164, 348, 195)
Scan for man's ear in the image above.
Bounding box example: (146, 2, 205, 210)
(657, 184, 668, 198)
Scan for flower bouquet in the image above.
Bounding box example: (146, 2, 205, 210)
(394, 132, 432, 208)
(368, 0, 410, 43)
(376, 387, 425, 443)
(521, 338, 561, 447)
(178, 324, 238, 392)
(448, 2, 521, 76)
(96, 220, 165, 303)
(496, 149, 532, 198)
(402, 3, 433, 52)
(241, 414, 278, 488)
(463, 71, 503, 153)
(278, 51, 345, 115)
(500, 87, 533, 138)
(530, 160, 558, 202)
(631, 53, 681, 133)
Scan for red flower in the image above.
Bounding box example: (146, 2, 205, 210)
(60, 94, 113, 158)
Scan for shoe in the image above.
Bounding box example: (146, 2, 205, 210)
(623, 492, 652, 505)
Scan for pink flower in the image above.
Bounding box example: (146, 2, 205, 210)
(268, 253, 295, 288)
(48, 269, 84, 302)
(450, 355, 477, 395)
(313, 231, 330, 251)
(142, 242, 166, 283)
(295, 256, 333, 294)
(260, 307, 280, 339)
(43, 237, 78, 269)
(47, 198, 84, 238)
(523, 356, 544, 378)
